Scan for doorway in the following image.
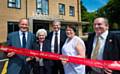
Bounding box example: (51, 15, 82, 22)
(33, 20, 49, 34)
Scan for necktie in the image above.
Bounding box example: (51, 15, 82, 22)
(91, 36, 100, 59)
(54, 32, 58, 53)
(91, 36, 104, 73)
(22, 32, 26, 48)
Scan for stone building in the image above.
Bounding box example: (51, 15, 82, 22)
(0, 0, 82, 42)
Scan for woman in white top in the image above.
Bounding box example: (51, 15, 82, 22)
(61, 25, 86, 74)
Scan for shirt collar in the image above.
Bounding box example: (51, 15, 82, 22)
(96, 30, 108, 40)
(53, 30, 60, 35)
(19, 30, 28, 35)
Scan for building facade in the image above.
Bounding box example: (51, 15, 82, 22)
(0, 0, 82, 43)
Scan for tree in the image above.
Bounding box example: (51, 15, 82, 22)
(81, 1, 88, 21)
(97, 0, 120, 30)
(81, 1, 98, 32)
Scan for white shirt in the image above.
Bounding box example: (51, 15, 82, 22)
(39, 43, 44, 66)
(19, 31, 28, 47)
(91, 30, 108, 73)
(51, 30, 60, 53)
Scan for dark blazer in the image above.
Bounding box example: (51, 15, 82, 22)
(86, 31, 120, 74)
(46, 30, 67, 74)
(46, 30, 67, 54)
(7, 31, 36, 74)
(31, 39, 53, 74)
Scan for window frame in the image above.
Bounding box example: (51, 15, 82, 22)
(8, 0, 21, 9)
(8, 21, 19, 33)
(36, 0, 49, 15)
(69, 6, 75, 16)
(59, 3, 65, 15)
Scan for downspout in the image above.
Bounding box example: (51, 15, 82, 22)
(26, 0, 28, 18)
(77, 0, 83, 36)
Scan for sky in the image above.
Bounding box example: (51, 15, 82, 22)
(81, 0, 109, 12)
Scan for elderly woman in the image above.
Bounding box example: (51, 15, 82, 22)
(61, 25, 86, 74)
(32, 29, 53, 74)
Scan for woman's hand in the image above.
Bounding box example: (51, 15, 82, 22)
(35, 57, 40, 61)
(60, 55, 68, 65)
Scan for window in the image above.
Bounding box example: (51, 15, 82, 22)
(36, 0, 49, 15)
(59, 3, 65, 15)
(69, 6, 75, 16)
(8, 0, 21, 8)
(8, 22, 19, 33)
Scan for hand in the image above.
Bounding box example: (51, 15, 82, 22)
(104, 68, 112, 74)
(35, 57, 40, 61)
(60, 55, 68, 65)
(26, 57, 34, 62)
(7, 52, 15, 57)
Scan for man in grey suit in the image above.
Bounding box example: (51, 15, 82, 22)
(6, 18, 36, 74)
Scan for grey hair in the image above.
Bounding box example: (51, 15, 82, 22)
(36, 29, 47, 37)
(96, 17, 109, 25)
(103, 17, 109, 25)
(52, 20, 61, 25)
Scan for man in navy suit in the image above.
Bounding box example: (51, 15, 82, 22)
(6, 18, 36, 74)
(86, 17, 120, 74)
(46, 20, 67, 74)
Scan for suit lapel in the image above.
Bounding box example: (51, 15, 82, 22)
(26, 32, 31, 48)
(36, 43, 40, 51)
(88, 33, 95, 58)
(16, 32, 22, 47)
(103, 32, 112, 59)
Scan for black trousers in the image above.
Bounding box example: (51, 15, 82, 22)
(33, 65, 52, 74)
(52, 60, 64, 74)
(19, 62, 31, 74)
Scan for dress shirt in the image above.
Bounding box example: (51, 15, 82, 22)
(91, 30, 108, 73)
(51, 30, 60, 53)
(19, 31, 28, 47)
(91, 30, 108, 60)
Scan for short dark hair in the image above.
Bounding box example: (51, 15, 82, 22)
(67, 24, 76, 33)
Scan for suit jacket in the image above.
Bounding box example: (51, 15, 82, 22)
(86, 32, 120, 74)
(31, 39, 53, 67)
(46, 30, 67, 54)
(31, 39, 53, 74)
(7, 31, 36, 74)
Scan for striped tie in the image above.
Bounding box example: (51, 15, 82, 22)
(91, 36, 100, 59)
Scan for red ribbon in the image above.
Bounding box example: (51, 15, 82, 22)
(0, 45, 120, 70)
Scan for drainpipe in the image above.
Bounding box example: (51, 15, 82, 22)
(77, 0, 83, 36)
(77, 0, 81, 22)
(26, 0, 28, 18)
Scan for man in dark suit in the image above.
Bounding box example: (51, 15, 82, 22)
(6, 18, 36, 74)
(86, 17, 120, 74)
(31, 29, 53, 74)
(46, 20, 67, 74)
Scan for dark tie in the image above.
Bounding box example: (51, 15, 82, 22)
(22, 32, 26, 48)
(54, 32, 58, 53)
